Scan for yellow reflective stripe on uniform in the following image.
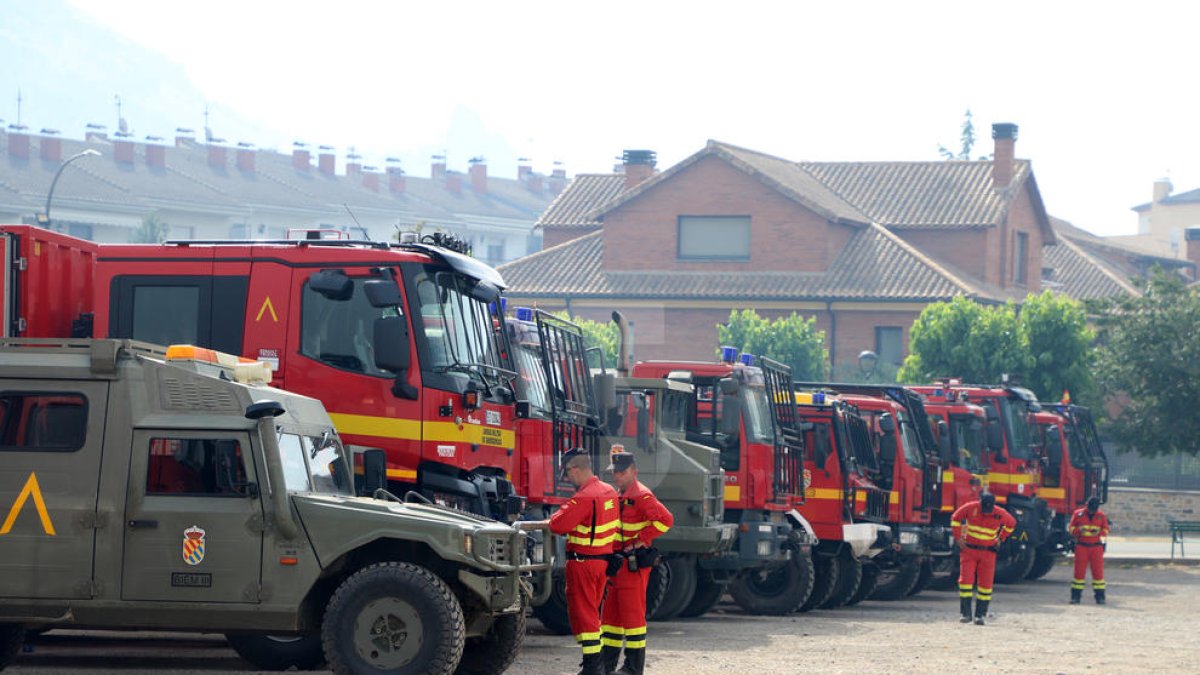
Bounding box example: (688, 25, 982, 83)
(967, 525, 1000, 538)
(600, 625, 625, 635)
(568, 533, 617, 546)
(1002, 526, 1015, 533)
(574, 519, 620, 535)
(652, 521, 670, 533)
(625, 626, 647, 636)
(1092, 580, 1106, 589)
(625, 638, 647, 649)
(951, 520, 961, 527)
(602, 637, 624, 647)
(622, 521, 651, 532)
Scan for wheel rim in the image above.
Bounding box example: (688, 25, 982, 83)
(352, 597, 423, 669)
(744, 564, 791, 595)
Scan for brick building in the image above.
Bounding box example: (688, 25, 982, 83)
(499, 124, 1070, 371)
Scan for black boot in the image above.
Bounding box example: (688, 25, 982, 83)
(959, 596, 973, 623)
(973, 599, 989, 625)
(600, 645, 622, 675)
(614, 648, 645, 675)
(1095, 589, 1106, 605)
(1070, 588, 1082, 604)
(578, 652, 606, 675)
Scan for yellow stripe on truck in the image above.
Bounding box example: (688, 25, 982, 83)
(328, 413, 515, 449)
(986, 472, 1035, 485)
(1039, 487, 1066, 500)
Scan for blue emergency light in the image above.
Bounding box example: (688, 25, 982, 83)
(515, 307, 534, 322)
(813, 392, 826, 404)
(500, 297, 508, 313)
(720, 346, 738, 364)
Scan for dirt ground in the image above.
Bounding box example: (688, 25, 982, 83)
(8, 562, 1197, 674)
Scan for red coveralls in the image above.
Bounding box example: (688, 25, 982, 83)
(600, 480, 674, 660)
(1069, 507, 1110, 597)
(951, 501, 1016, 607)
(549, 475, 620, 658)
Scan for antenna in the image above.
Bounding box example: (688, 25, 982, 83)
(343, 204, 370, 241)
(16, 89, 22, 126)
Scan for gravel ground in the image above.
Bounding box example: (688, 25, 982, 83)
(8, 562, 1197, 674)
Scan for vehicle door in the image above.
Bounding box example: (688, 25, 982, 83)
(0, 382, 108, 599)
(122, 429, 264, 602)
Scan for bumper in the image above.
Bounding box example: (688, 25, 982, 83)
(656, 523, 739, 554)
(843, 523, 892, 559)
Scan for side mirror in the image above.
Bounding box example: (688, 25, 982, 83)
(594, 373, 617, 411)
(373, 316, 411, 372)
(634, 393, 651, 451)
(360, 448, 387, 496)
(718, 394, 741, 438)
(718, 377, 739, 395)
(878, 412, 896, 435)
(363, 278, 403, 307)
(937, 419, 953, 466)
(308, 269, 353, 301)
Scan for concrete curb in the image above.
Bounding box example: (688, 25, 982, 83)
(1104, 557, 1200, 566)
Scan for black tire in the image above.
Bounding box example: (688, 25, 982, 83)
(0, 624, 23, 671)
(650, 556, 697, 621)
(846, 562, 878, 606)
(678, 571, 724, 618)
(1026, 550, 1060, 580)
(821, 551, 862, 609)
(225, 634, 325, 671)
(994, 545, 1036, 585)
(927, 555, 960, 591)
(645, 563, 669, 619)
(799, 553, 839, 612)
(322, 562, 465, 675)
(728, 554, 815, 615)
(906, 558, 934, 596)
(454, 609, 525, 675)
(870, 557, 922, 601)
(531, 571, 572, 635)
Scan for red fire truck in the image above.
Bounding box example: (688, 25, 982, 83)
(909, 382, 1049, 583)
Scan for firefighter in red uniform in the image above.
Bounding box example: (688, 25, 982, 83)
(951, 492, 1016, 625)
(548, 448, 621, 675)
(600, 452, 673, 675)
(1069, 496, 1110, 605)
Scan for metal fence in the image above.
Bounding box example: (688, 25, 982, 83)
(1105, 442, 1200, 491)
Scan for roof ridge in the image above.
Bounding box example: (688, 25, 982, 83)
(496, 229, 601, 271)
(1054, 235, 1141, 296)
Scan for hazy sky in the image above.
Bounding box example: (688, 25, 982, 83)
(5, 0, 1200, 237)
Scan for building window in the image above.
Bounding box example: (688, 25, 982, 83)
(487, 242, 505, 263)
(875, 326, 903, 366)
(1014, 232, 1029, 286)
(678, 216, 750, 260)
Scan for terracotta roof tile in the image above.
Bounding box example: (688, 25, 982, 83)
(536, 174, 625, 228)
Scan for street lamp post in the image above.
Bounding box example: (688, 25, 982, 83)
(858, 349, 879, 382)
(40, 149, 101, 229)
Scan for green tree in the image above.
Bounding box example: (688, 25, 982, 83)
(1021, 290, 1095, 404)
(717, 309, 828, 380)
(898, 297, 1031, 386)
(552, 311, 620, 369)
(129, 213, 169, 243)
(938, 109, 977, 160)
(1091, 269, 1200, 457)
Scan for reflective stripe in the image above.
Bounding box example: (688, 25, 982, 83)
(568, 533, 617, 547)
(950, 520, 961, 527)
(625, 626, 647, 636)
(581, 643, 602, 655)
(967, 525, 1000, 538)
(575, 520, 620, 535)
(621, 521, 650, 532)
(576, 631, 601, 642)
(626, 638, 647, 649)
(600, 625, 625, 635)
(601, 637, 624, 647)
(1092, 580, 1106, 589)
(652, 521, 670, 533)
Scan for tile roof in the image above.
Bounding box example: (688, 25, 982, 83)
(536, 174, 625, 228)
(499, 223, 985, 302)
(1131, 186, 1200, 212)
(1041, 234, 1139, 298)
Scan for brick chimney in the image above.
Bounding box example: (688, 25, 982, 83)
(207, 143, 227, 168)
(175, 127, 196, 147)
(39, 129, 61, 162)
(1153, 178, 1173, 203)
(431, 155, 446, 180)
(549, 163, 567, 195)
(346, 153, 362, 178)
(293, 142, 311, 171)
(318, 146, 336, 175)
(387, 164, 406, 194)
(363, 167, 380, 191)
(1187, 228, 1200, 272)
(236, 142, 255, 172)
(84, 123, 108, 143)
(622, 149, 656, 191)
(517, 158, 532, 182)
(114, 134, 135, 164)
(6, 125, 30, 159)
(145, 137, 166, 168)
(992, 123, 1018, 188)
(446, 172, 462, 194)
(469, 157, 487, 194)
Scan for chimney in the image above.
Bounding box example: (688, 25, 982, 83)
(39, 129, 61, 162)
(207, 143, 227, 168)
(527, 173, 543, 193)
(431, 155, 446, 180)
(6, 125, 30, 159)
(517, 158, 532, 182)
(85, 123, 108, 143)
(145, 136, 166, 168)
(446, 172, 462, 194)
(363, 167, 380, 192)
(622, 149, 656, 190)
(469, 157, 487, 194)
(1154, 178, 1173, 203)
(175, 127, 195, 147)
(236, 142, 255, 172)
(549, 162, 567, 195)
(992, 123, 1018, 188)
(292, 142, 311, 171)
(318, 145, 336, 175)
(114, 134, 135, 164)
(346, 152, 362, 178)
(386, 161, 406, 194)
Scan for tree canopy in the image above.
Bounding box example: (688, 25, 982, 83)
(552, 311, 620, 369)
(129, 213, 169, 243)
(717, 309, 828, 380)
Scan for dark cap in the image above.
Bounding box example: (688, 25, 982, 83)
(562, 447, 589, 464)
(980, 492, 996, 512)
(607, 452, 636, 473)
(1086, 496, 1101, 512)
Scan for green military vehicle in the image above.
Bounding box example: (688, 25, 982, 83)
(0, 338, 549, 675)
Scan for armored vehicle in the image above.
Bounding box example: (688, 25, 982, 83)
(0, 338, 548, 674)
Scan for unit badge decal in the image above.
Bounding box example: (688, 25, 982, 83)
(803, 469, 812, 489)
(183, 525, 206, 566)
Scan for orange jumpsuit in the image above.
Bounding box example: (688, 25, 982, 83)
(1069, 507, 1109, 595)
(951, 500, 1016, 605)
(549, 475, 619, 658)
(600, 480, 673, 657)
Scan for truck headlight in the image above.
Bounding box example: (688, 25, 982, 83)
(899, 531, 919, 545)
(757, 541, 774, 557)
(464, 533, 474, 556)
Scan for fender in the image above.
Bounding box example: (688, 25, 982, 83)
(786, 509, 818, 546)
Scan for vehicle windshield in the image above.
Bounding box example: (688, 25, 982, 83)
(741, 384, 776, 445)
(277, 429, 354, 496)
(405, 264, 511, 391)
(897, 411, 924, 468)
(949, 413, 985, 473)
(510, 338, 552, 416)
(998, 397, 1034, 460)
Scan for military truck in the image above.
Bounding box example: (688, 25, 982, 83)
(0, 338, 549, 675)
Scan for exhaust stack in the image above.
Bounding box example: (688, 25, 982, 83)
(612, 311, 631, 377)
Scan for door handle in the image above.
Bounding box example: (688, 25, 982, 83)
(127, 519, 159, 529)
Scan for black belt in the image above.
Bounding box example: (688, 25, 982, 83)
(567, 552, 612, 561)
(1075, 542, 1103, 548)
(965, 543, 999, 552)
